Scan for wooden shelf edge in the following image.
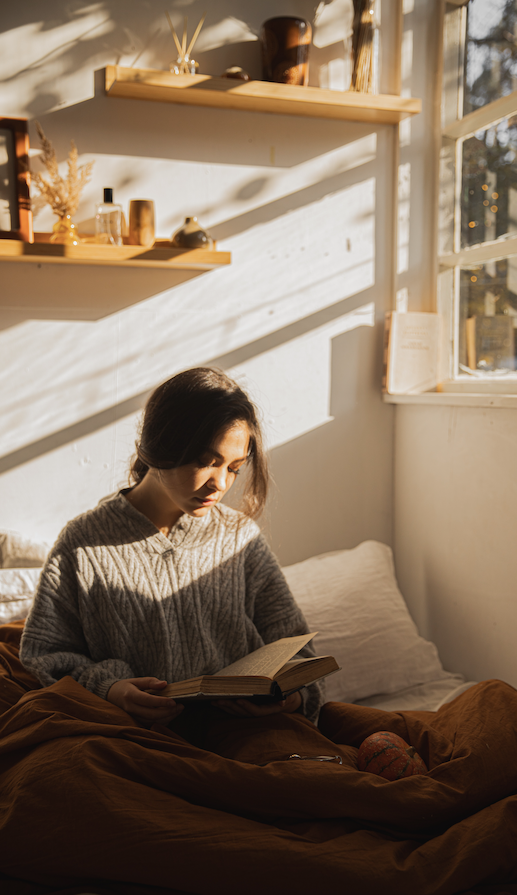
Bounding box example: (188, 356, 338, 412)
(105, 66, 422, 124)
(0, 239, 231, 270)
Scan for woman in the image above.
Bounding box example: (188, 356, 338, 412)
(20, 367, 324, 727)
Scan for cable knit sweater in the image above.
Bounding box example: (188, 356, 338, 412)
(20, 493, 324, 722)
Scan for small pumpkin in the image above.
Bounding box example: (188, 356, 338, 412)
(357, 730, 428, 780)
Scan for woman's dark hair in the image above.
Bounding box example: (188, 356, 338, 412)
(130, 367, 268, 519)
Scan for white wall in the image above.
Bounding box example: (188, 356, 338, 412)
(392, 0, 517, 687)
(394, 405, 517, 685)
(0, 0, 398, 565)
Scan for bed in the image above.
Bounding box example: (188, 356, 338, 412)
(1, 534, 516, 895)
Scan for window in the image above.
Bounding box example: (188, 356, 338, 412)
(439, 0, 517, 390)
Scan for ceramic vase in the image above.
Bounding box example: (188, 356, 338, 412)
(261, 17, 312, 86)
(171, 217, 214, 249)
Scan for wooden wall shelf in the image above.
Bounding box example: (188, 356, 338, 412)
(105, 66, 421, 125)
(0, 238, 231, 270)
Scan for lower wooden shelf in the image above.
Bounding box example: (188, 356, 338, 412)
(0, 238, 230, 270)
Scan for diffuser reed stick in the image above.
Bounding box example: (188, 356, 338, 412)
(165, 11, 182, 56)
(186, 13, 206, 57)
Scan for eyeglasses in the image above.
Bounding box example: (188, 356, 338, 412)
(288, 753, 343, 764)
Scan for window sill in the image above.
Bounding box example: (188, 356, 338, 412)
(383, 391, 517, 408)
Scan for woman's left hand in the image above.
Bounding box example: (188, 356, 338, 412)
(212, 690, 302, 717)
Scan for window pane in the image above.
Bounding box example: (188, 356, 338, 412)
(458, 257, 517, 371)
(461, 116, 517, 247)
(464, 0, 517, 116)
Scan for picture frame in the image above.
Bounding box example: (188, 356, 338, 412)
(0, 116, 33, 242)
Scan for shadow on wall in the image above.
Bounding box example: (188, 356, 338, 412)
(0, 113, 390, 496)
(0, 120, 378, 320)
(265, 323, 392, 565)
(0, 104, 384, 420)
(0, 118, 391, 482)
(0, 292, 376, 475)
(27, 70, 363, 171)
(1, 0, 348, 118)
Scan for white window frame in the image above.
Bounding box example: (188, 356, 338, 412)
(438, 0, 517, 395)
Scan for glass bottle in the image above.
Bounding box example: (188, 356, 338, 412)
(95, 188, 123, 246)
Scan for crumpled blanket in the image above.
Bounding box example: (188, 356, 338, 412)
(1, 621, 517, 895)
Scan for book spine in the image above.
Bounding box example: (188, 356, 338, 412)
(466, 317, 476, 370)
(382, 311, 393, 392)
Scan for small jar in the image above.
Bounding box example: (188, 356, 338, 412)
(170, 216, 214, 249)
(128, 199, 155, 247)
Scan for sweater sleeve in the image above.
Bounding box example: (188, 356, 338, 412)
(19, 534, 135, 700)
(243, 533, 325, 723)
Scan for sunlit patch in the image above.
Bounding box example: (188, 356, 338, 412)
(230, 303, 375, 450)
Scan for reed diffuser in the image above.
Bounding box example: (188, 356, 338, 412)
(166, 11, 206, 74)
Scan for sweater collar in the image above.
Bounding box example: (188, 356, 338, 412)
(110, 490, 217, 554)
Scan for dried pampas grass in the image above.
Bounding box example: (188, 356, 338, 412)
(31, 122, 94, 218)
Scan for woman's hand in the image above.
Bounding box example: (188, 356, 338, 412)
(212, 690, 302, 718)
(107, 677, 183, 724)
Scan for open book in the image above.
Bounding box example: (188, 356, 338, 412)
(160, 633, 340, 701)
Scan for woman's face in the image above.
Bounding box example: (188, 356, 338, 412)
(151, 421, 250, 519)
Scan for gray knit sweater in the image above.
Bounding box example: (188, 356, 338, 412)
(20, 493, 324, 722)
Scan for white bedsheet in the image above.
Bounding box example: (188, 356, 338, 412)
(353, 673, 478, 712)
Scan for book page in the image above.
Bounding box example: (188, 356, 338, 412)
(214, 633, 316, 679)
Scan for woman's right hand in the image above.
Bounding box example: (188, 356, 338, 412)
(107, 677, 183, 725)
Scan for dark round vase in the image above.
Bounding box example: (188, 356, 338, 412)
(261, 17, 312, 86)
(170, 216, 213, 249)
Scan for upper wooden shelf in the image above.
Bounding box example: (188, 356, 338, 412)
(105, 66, 421, 125)
(0, 237, 230, 270)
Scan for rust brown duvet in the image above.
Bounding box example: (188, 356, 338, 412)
(1, 621, 517, 895)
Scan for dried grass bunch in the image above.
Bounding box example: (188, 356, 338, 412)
(31, 122, 94, 218)
(351, 0, 375, 93)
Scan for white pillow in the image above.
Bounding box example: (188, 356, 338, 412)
(0, 568, 41, 623)
(0, 529, 49, 568)
(282, 541, 447, 703)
